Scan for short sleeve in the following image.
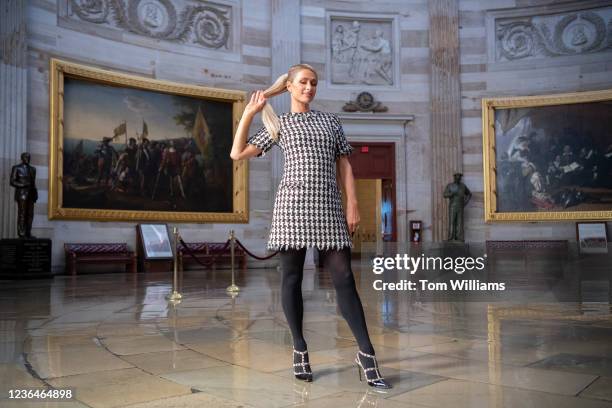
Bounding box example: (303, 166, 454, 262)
(332, 114, 354, 158)
(247, 126, 275, 157)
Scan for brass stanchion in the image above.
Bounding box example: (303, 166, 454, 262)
(169, 299, 180, 368)
(226, 230, 240, 294)
(166, 226, 183, 303)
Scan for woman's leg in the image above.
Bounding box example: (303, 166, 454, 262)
(279, 248, 308, 351)
(322, 247, 391, 387)
(322, 247, 375, 355)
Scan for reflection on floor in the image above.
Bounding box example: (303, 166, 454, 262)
(1, 247, 612, 408)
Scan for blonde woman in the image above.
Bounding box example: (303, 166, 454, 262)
(230, 64, 391, 389)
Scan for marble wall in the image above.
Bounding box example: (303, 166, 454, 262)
(299, 0, 433, 243)
(3, 0, 611, 271)
(1, 0, 28, 239)
(457, 0, 612, 241)
(21, 0, 276, 271)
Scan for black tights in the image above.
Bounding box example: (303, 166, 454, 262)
(279, 247, 375, 355)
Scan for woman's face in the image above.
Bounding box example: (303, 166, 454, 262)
(287, 69, 317, 105)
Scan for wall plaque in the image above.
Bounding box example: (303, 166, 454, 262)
(0, 239, 52, 278)
(329, 14, 398, 87)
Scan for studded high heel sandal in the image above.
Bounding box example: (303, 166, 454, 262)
(293, 349, 313, 382)
(355, 350, 392, 389)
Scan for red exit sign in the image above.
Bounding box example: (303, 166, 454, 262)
(360, 146, 369, 153)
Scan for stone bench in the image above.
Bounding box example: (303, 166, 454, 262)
(64, 243, 137, 275)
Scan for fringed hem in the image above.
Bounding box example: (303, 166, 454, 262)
(268, 241, 353, 252)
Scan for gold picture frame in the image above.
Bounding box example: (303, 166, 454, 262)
(482, 89, 612, 222)
(49, 58, 248, 223)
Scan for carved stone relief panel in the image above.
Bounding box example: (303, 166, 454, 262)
(61, 0, 235, 51)
(493, 5, 612, 62)
(329, 16, 396, 86)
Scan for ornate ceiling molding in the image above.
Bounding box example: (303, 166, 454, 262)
(489, 3, 612, 62)
(64, 0, 234, 50)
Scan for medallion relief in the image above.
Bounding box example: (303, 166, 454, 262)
(494, 7, 611, 61)
(66, 0, 232, 50)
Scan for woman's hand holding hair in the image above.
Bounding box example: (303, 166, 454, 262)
(230, 90, 267, 160)
(244, 90, 267, 118)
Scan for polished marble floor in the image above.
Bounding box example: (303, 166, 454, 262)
(1, 246, 612, 407)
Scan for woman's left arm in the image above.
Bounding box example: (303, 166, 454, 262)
(337, 156, 360, 234)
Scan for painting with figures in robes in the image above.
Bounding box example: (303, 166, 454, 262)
(482, 90, 612, 221)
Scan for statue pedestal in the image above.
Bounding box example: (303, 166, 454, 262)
(424, 241, 471, 258)
(440, 240, 470, 256)
(0, 238, 52, 279)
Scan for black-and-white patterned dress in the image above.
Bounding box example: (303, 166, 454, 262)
(247, 110, 354, 251)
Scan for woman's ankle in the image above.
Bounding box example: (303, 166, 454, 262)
(359, 347, 375, 356)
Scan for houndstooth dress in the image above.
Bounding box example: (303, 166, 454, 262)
(247, 110, 354, 251)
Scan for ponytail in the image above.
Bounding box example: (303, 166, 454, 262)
(260, 63, 317, 141)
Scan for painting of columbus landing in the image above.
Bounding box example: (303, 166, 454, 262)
(483, 90, 612, 222)
(61, 78, 233, 211)
(49, 59, 248, 223)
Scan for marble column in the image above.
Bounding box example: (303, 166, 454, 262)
(270, 0, 300, 191)
(429, 0, 463, 241)
(0, 0, 28, 239)
(270, 1, 311, 264)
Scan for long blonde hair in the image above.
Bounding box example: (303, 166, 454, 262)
(261, 63, 317, 141)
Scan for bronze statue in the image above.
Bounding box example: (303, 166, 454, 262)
(443, 173, 471, 242)
(10, 152, 38, 239)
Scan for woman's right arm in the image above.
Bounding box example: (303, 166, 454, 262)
(230, 90, 266, 161)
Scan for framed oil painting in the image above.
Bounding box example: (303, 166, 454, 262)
(482, 89, 612, 222)
(138, 224, 173, 259)
(48, 59, 248, 223)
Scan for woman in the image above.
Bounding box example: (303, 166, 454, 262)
(230, 64, 391, 389)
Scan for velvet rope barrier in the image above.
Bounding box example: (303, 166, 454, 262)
(234, 238, 279, 260)
(177, 237, 279, 266)
(177, 238, 231, 267)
